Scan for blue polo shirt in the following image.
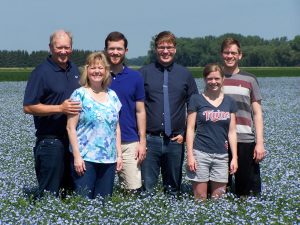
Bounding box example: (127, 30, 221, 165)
(110, 65, 145, 142)
(23, 56, 80, 137)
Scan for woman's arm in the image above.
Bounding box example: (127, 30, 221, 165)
(186, 112, 197, 172)
(228, 113, 238, 174)
(116, 122, 123, 172)
(66, 114, 86, 176)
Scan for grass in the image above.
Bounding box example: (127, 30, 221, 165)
(188, 67, 300, 78)
(0, 67, 299, 81)
(0, 68, 32, 81)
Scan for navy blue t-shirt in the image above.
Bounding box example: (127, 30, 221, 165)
(23, 56, 80, 137)
(110, 66, 145, 142)
(188, 94, 237, 154)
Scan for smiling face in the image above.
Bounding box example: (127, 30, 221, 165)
(106, 40, 127, 66)
(204, 70, 224, 93)
(49, 32, 72, 69)
(87, 60, 107, 85)
(221, 44, 242, 70)
(155, 41, 176, 66)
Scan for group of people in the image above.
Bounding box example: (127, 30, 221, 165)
(23, 29, 265, 201)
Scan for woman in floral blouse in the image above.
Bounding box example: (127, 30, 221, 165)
(67, 52, 122, 199)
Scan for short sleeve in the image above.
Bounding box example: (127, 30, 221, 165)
(187, 94, 200, 113)
(250, 78, 262, 102)
(135, 72, 145, 101)
(23, 69, 45, 105)
(228, 96, 238, 113)
(109, 89, 122, 113)
(70, 88, 83, 104)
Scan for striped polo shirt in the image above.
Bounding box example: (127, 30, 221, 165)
(223, 71, 262, 143)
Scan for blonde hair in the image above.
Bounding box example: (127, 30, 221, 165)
(80, 51, 111, 89)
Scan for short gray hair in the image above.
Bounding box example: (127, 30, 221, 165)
(49, 29, 73, 47)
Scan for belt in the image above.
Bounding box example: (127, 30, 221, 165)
(147, 132, 177, 138)
(36, 135, 68, 141)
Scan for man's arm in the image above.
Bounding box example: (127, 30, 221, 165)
(252, 100, 266, 163)
(23, 99, 81, 116)
(135, 101, 147, 164)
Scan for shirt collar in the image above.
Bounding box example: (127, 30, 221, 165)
(111, 64, 128, 77)
(47, 55, 71, 72)
(155, 61, 174, 72)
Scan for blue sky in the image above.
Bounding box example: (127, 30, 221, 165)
(0, 0, 299, 58)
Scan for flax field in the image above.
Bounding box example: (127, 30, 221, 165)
(0, 77, 299, 224)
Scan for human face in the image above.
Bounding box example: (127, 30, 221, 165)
(49, 34, 72, 69)
(156, 41, 176, 66)
(106, 40, 127, 66)
(87, 61, 106, 85)
(221, 44, 242, 69)
(205, 71, 224, 93)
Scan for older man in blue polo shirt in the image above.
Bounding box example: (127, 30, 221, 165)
(139, 31, 198, 196)
(23, 30, 81, 198)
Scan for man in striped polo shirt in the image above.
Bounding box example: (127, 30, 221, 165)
(221, 37, 266, 197)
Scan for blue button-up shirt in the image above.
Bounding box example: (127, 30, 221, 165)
(139, 62, 198, 135)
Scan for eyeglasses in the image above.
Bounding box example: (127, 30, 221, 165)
(222, 51, 239, 56)
(157, 46, 175, 51)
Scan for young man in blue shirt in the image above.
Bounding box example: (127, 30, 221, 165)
(23, 30, 81, 198)
(105, 31, 146, 192)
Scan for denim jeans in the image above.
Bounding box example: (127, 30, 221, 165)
(33, 137, 71, 198)
(141, 134, 184, 195)
(71, 160, 116, 199)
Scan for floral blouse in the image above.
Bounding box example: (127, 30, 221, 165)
(70, 87, 121, 163)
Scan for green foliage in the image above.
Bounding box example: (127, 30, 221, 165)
(1, 33, 300, 68)
(126, 56, 148, 66)
(146, 33, 300, 67)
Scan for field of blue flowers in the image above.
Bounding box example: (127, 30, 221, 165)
(0, 78, 299, 224)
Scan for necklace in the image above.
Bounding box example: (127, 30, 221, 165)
(91, 87, 102, 94)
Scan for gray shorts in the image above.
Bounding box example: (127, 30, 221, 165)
(186, 150, 229, 183)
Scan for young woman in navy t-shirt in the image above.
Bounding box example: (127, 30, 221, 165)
(186, 63, 238, 201)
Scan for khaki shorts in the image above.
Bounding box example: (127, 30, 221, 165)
(118, 141, 142, 190)
(186, 150, 229, 183)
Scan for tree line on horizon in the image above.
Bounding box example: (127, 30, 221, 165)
(0, 33, 299, 68)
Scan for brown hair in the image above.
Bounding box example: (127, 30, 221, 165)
(203, 63, 224, 79)
(220, 37, 241, 53)
(105, 31, 128, 49)
(80, 51, 111, 89)
(154, 31, 176, 47)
